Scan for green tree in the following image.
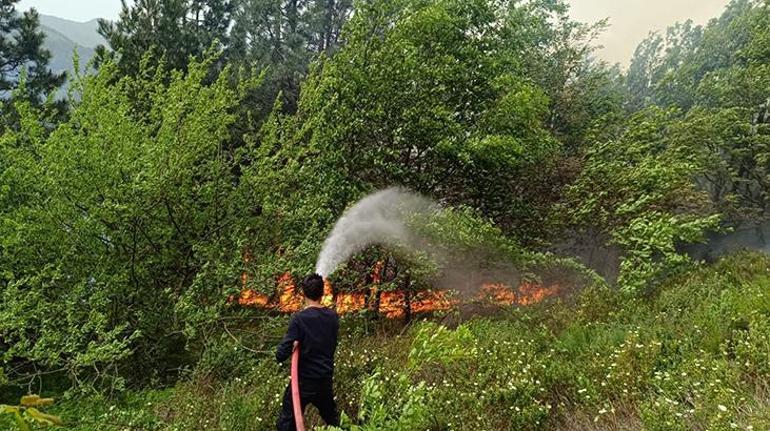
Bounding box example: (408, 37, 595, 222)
(626, 20, 704, 111)
(623, 0, 770, 224)
(561, 107, 720, 291)
(266, 0, 596, 244)
(625, 0, 765, 112)
(0, 0, 65, 128)
(0, 54, 263, 390)
(96, 0, 234, 77)
(229, 0, 353, 114)
(678, 108, 770, 221)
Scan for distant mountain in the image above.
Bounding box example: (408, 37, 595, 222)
(41, 25, 96, 75)
(39, 15, 105, 48)
(38, 15, 107, 78)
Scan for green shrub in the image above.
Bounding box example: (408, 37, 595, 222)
(408, 322, 477, 369)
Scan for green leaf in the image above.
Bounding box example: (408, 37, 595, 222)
(0, 405, 19, 414)
(14, 411, 31, 431)
(25, 407, 65, 426)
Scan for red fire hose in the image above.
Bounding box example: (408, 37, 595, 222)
(291, 344, 306, 431)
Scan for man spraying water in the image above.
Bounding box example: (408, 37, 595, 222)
(275, 274, 340, 430)
(274, 188, 435, 429)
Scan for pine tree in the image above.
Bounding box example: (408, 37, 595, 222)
(0, 0, 66, 112)
(306, 0, 350, 55)
(229, 0, 352, 113)
(96, 0, 234, 77)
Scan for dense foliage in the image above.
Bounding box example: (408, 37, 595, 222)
(625, 0, 770, 219)
(1, 0, 770, 428)
(10, 252, 769, 430)
(96, 0, 234, 76)
(0, 56, 263, 390)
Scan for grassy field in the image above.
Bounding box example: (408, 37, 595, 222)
(6, 251, 770, 430)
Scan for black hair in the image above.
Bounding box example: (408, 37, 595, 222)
(301, 273, 324, 301)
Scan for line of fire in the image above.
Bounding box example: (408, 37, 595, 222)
(232, 252, 562, 320)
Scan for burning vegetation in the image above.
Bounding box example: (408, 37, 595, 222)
(235, 263, 561, 319)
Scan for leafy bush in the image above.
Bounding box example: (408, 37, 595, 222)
(0, 53, 262, 390)
(340, 369, 432, 431)
(408, 322, 477, 369)
(562, 107, 720, 291)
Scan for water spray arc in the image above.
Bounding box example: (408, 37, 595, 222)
(315, 187, 435, 277)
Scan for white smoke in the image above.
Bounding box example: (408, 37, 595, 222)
(314, 188, 436, 277)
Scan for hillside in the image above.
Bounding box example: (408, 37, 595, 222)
(4, 252, 765, 430)
(40, 25, 95, 75)
(38, 15, 103, 76)
(39, 15, 104, 48)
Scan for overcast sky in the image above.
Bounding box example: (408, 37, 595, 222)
(17, 0, 125, 23)
(18, 0, 733, 66)
(569, 0, 731, 66)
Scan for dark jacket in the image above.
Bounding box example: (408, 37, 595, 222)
(276, 306, 339, 380)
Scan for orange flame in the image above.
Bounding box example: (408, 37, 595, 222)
(517, 282, 560, 305)
(277, 272, 303, 312)
(237, 288, 270, 307)
(479, 282, 560, 305)
(336, 292, 367, 314)
(235, 268, 560, 317)
(480, 283, 518, 304)
(378, 291, 406, 318)
(410, 290, 457, 315)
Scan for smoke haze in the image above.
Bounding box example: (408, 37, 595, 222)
(568, 0, 731, 67)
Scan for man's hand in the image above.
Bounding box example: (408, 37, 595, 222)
(293, 340, 299, 351)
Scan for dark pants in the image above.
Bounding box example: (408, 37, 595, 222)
(276, 378, 339, 431)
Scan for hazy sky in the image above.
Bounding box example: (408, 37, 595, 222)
(18, 0, 733, 66)
(17, 0, 125, 23)
(569, 0, 732, 66)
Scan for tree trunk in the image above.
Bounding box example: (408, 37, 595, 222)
(287, 0, 299, 35)
(373, 290, 382, 319)
(322, 0, 335, 53)
(403, 272, 412, 324)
